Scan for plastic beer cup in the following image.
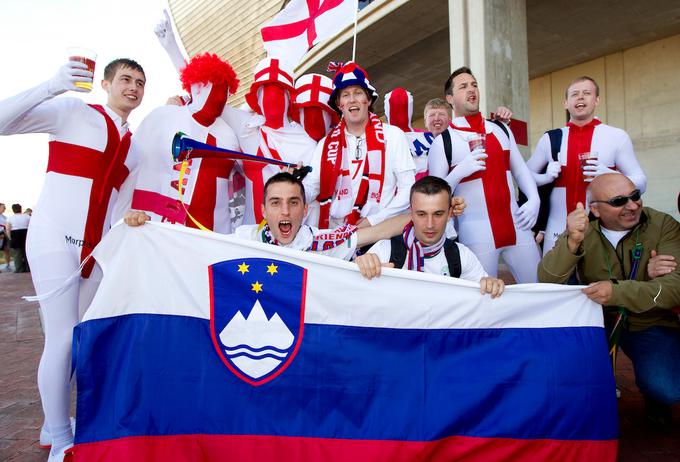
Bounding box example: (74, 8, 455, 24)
(67, 47, 97, 92)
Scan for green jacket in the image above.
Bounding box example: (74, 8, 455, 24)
(538, 207, 680, 331)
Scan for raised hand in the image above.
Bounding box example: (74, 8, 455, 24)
(47, 61, 93, 96)
(493, 106, 513, 124)
(153, 9, 187, 72)
(566, 202, 588, 253)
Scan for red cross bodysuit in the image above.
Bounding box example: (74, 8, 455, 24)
(428, 114, 541, 282)
(527, 121, 646, 254)
(125, 104, 240, 234)
(0, 82, 136, 452)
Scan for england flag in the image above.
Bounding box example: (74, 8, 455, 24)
(261, 0, 359, 68)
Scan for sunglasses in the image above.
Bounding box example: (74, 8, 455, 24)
(590, 189, 641, 207)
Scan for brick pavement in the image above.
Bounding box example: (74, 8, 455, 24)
(0, 268, 678, 461)
(0, 271, 47, 462)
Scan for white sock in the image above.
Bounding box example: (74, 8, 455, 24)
(48, 423, 73, 454)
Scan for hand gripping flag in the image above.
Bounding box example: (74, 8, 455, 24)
(261, 0, 359, 68)
(69, 222, 619, 461)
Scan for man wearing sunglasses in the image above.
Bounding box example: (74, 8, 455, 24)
(538, 173, 680, 426)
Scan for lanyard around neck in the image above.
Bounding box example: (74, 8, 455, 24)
(601, 228, 642, 280)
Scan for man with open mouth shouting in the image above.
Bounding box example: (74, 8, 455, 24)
(125, 172, 415, 261)
(303, 62, 416, 230)
(428, 66, 541, 284)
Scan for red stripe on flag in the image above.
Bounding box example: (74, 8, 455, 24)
(70, 433, 618, 462)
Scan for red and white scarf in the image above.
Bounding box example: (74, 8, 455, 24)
(260, 222, 357, 251)
(318, 113, 386, 228)
(403, 222, 447, 272)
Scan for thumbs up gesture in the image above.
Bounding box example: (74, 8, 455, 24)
(566, 202, 588, 253)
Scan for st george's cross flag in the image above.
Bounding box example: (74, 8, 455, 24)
(69, 222, 618, 461)
(261, 0, 359, 68)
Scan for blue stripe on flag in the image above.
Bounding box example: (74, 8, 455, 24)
(74, 313, 618, 445)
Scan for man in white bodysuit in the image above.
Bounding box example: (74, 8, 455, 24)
(0, 57, 146, 461)
(526, 76, 646, 254)
(428, 66, 541, 283)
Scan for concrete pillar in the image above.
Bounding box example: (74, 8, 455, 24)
(448, 0, 530, 154)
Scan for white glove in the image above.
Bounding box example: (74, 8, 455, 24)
(546, 160, 561, 179)
(154, 10, 177, 50)
(47, 61, 92, 96)
(452, 148, 487, 179)
(515, 197, 539, 231)
(154, 9, 186, 72)
(583, 159, 616, 182)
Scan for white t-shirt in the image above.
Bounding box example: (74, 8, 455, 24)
(235, 224, 357, 261)
(7, 213, 30, 230)
(368, 238, 488, 281)
(600, 226, 629, 249)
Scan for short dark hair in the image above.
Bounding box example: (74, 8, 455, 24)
(565, 76, 599, 98)
(409, 176, 452, 203)
(263, 172, 306, 204)
(11, 204, 22, 214)
(104, 58, 145, 82)
(444, 66, 474, 96)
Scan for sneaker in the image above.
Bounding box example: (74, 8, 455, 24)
(47, 443, 73, 462)
(38, 418, 76, 449)
(39, 424, 51, 449)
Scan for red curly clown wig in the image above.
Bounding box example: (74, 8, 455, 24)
(180, 53, 239, 95)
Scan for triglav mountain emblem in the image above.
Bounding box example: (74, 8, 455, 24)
(219, 299, 294, 379)
(209, 258, 307, 386)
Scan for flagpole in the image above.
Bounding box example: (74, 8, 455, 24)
(351, 1, 359, 61)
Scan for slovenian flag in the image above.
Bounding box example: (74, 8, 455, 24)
(69, 222, 618, 461)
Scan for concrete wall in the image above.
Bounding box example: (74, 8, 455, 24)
(529, 34, 680, 218)
(449, 0, 529, 154)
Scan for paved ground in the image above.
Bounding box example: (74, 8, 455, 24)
(0, 268, 678, 461)
(0, 270, 49, 461)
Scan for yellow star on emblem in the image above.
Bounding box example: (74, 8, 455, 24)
(237, 262, 249, 275)
(266, 263, 278, 275)
(251, 281, 263, 294)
